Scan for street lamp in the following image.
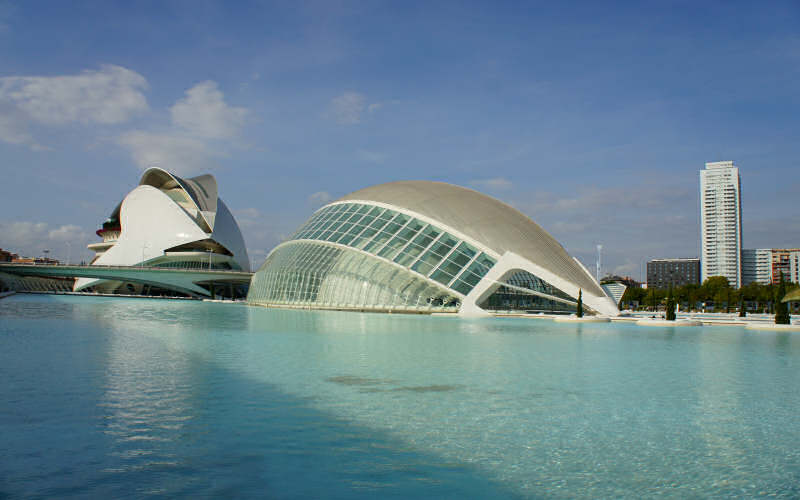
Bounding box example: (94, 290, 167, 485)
(141, 243, 150, 268)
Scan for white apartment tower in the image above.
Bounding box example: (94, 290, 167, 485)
(700, 161, 742, 288)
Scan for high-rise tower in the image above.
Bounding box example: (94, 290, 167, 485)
(700, 161, 742, 288)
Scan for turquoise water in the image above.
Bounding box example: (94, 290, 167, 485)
(1, 295, 799, 498)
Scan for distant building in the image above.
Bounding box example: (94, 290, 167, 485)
(600, 275, 641, 288)
(700, 161, 742, 288)
(0, 248, 16, 262)
(742, 248, 772, 285)
(770, 249, 800, 284)
(647, 258, 701, 289)
(742, 248, 800, 285)
(600, 282, 627, 304)
(10, 256, 60, 265)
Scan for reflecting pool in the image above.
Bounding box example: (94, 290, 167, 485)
(1, 294, 799, 498)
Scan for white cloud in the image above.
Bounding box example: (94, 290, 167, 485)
(330, 92, 366, 124)
(0, 65, 148, 149)
(117, 130, 218, 175)
(308, 191, 333, 205)
(0, 65, 148, 125)
(0, 113, 35, 146)
(170, 81, 247, 139)
(0, 221, 91, 263)
(471, 177, 513, 191)
(118, 81, 248, 175)
(47, 224, 83, 242)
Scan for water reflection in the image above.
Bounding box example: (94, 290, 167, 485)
(2, 295, 800, 498)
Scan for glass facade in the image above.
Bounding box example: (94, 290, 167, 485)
(289, 203, 497, 297)
(247, 241, 461, 311)
(479, 270, 577, 313)
(247, 202, 500, 312)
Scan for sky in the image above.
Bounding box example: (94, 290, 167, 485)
(0, 0, 798, 279)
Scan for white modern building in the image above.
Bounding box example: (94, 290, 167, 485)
(742, 248, 772, 286)
(75, 167, 249, 295)
(700, 161, 742, 288)
(790, 252, 800, 284)
(247, 181, 620, 316)
(742, 248, 800, 286)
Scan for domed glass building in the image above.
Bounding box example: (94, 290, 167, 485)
(247, 181, 619, 316)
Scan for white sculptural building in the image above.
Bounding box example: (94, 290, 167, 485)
(75, 167, 249, 295)
(247, 181, 619, 316)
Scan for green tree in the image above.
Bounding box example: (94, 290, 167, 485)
(665, 284, 676, 321)
(576, 289, 584, 318)
(775, 272, 790, 325)
(620, 286, 646, 309)
(702, 276, 730, 311)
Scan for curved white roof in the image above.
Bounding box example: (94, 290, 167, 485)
(77, 167, 249, 293)
(337, 180, 604, 297)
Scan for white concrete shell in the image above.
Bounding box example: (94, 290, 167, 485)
(75, 167, 249, 293)
(248, 180, 619, 316)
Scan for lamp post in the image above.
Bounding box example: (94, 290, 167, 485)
(141, 243, 149, 268)
(65, 241, 71, 266)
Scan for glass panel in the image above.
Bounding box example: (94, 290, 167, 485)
(435, 242, 477, 279)
(451, 279, 474, 295)
(378, 219, 424, 259)
(430, 267, 456, 286)
(364, 213, 408, 253)
(332, 210, 366, 244)
(318, 210, 351, 240)
(411, 232, 458, 276)
(394, 225, 440, 266)
(352, 209, 392, 249)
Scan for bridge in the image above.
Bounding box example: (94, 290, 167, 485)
(0, 263, 253, 298)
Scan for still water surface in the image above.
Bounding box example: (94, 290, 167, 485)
(1, 294, 799, 498)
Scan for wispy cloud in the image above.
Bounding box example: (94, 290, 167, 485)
(118, 80, 248, 175)
(308, 191, 333, 206)
(329, 92, 366, 124)
(0, 65, 149, 149)
(170, 81, 247, 139)
(508, 183, 699, 279)
(0, 221, 91, 262)
(232, 207, 301, 267)
(117, 131, 218, 174)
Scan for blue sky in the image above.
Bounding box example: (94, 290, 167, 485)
(1, 0, 798, 278)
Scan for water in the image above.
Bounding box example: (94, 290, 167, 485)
(1, 295, 799, 498)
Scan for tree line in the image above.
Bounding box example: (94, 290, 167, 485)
(620, 275, 800, 313)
